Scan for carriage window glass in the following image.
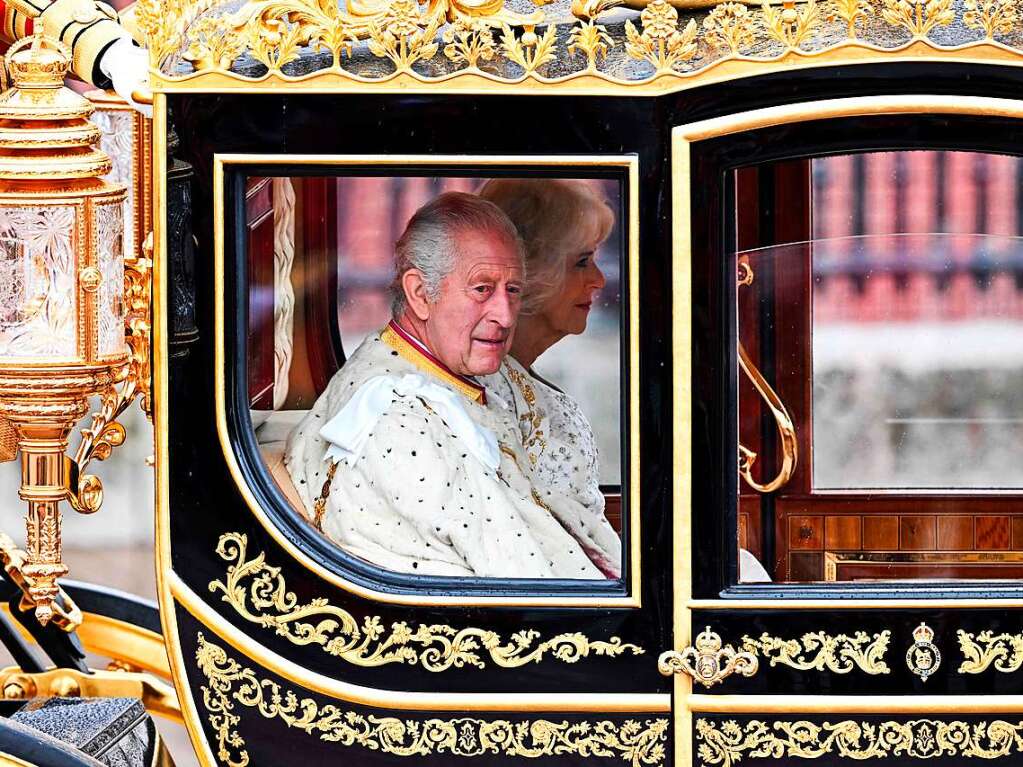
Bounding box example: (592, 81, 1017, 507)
(244, 174, 625, 581)
(735, 150, 1023, 584)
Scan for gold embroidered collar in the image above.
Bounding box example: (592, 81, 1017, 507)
(381, 321, 487, 405)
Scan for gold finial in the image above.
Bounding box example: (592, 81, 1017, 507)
(6, 33, 72, 90)
(0, 33, 109, 182)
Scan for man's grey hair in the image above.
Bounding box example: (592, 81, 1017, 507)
(391, 192, 525, 316)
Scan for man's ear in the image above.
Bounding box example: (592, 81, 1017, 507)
(401, 269, 431, 321)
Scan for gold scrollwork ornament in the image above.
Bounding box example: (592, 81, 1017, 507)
(742, 630, 891, 675)
(696, 718, 1023, 767)
(906, 622, 941, 681)
(209, 532, 643, 671)
(957, 629, 1023, 674)
(196, 633, 669, 766)
(658, 627, 758, 688)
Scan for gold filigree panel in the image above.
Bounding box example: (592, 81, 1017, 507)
(696, 718, 1023, 767)
(958, 630, 1023, 674)
(742, 630, 891, 675)
(141, 0, 1023, 89)
(195, 633, 669, 765)
(209, 532, 643, 671)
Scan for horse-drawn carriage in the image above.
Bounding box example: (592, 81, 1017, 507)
(2, 0, 1023, 761)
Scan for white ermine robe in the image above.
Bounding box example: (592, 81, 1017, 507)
(483, 357, 622, 577)
(284, 323, 607, 579)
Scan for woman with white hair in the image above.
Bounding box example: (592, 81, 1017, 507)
(480, 179, 772, 583)
(479, 179, 623, 579)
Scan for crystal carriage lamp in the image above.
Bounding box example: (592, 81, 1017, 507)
(0, 33, 150, 626)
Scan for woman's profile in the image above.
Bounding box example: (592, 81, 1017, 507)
(480, 178, 772, 583)
(479, 178, 622, 578)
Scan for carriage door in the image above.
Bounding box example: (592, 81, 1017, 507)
(670, 96, 1023, 767)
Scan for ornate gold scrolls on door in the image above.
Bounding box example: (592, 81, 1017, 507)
(658, 627, 758, 687)
(695, 718, 1023, 767)
(958, 630, 1023, 674)
(208, 532, 643, 671)
(137, 0, 1023, 85)
(195, 633, 670, 766)
(741, 630, 891, 675)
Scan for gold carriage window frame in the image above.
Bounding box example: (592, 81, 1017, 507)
(210, 153, 643, 608)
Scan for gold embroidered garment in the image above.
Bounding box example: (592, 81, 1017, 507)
(483, 356, 622, 578)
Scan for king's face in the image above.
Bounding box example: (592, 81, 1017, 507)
(425, 228, 523, 377)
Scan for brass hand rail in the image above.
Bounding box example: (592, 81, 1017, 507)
(737, 256, 798, 493)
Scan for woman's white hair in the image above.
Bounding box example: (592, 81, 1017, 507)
(478, 179, 614, 314)
(391, 191, 524, 316)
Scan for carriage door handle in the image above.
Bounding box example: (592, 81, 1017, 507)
(737, 255, 798, 493)
(658, 627, 759, 688)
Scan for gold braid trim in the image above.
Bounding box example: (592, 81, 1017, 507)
(311, 460, 338, 531)
(208, 532, 643, 671)
(381, 325, 485, 404)
(505, 364, 545, 468)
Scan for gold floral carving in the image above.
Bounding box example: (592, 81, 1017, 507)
(760, 0, 822, 50)
(701, 3, 756, 56)
(741, 630, 891, 675)
(368, 0, 443, 68)
(833, 0, 869, 38)
(880, 0, 954, 37)
(568, 18, 615, 70)
(624, 0, 697, 71)
(500, 23, 559, 73)
(208, 532, 644, 671)
(696, 718, 1023, 767)
(443, 19, 498, 68)
(147, 0, 1023, 87)
(196, 633, 669, 766)
(957, 630, 1023, 674)
(963, 0, 1017, 39)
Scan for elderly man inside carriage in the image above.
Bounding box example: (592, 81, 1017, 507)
(284, 192, 621, 579)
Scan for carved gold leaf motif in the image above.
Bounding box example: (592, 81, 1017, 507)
(442, 19, 498, 68)
(196, 633, 669, 766)
(701, 3, 757, 56)
(831, 0, 869, 38)
(760, 0, 822, 50)
(568, 19, 615, 69)
(623, 0, 698, 71)
(500, 23, 559, 73)
(741, 630, 891, 675)
(208, 532, 643, 671)
(696, 718, 1023, 767)
(957, 630, 1023, 674)
(148, 0, 1023, 86)
(963, 0, 1017, 39)
(880, 0, 954, 36)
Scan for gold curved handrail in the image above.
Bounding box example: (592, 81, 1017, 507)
(737, 256, 798, 493)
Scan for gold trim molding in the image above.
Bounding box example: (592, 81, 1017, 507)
(696, 718, 1023, 766)
(195, 632, 669, 765)
(209, 532, 644, 671)
(142, 0, 1023, 93)
(958, 630, 1023, 674)
(741, 630, 891, 675)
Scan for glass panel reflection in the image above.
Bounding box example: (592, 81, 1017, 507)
(735, 149, 1023, 584)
